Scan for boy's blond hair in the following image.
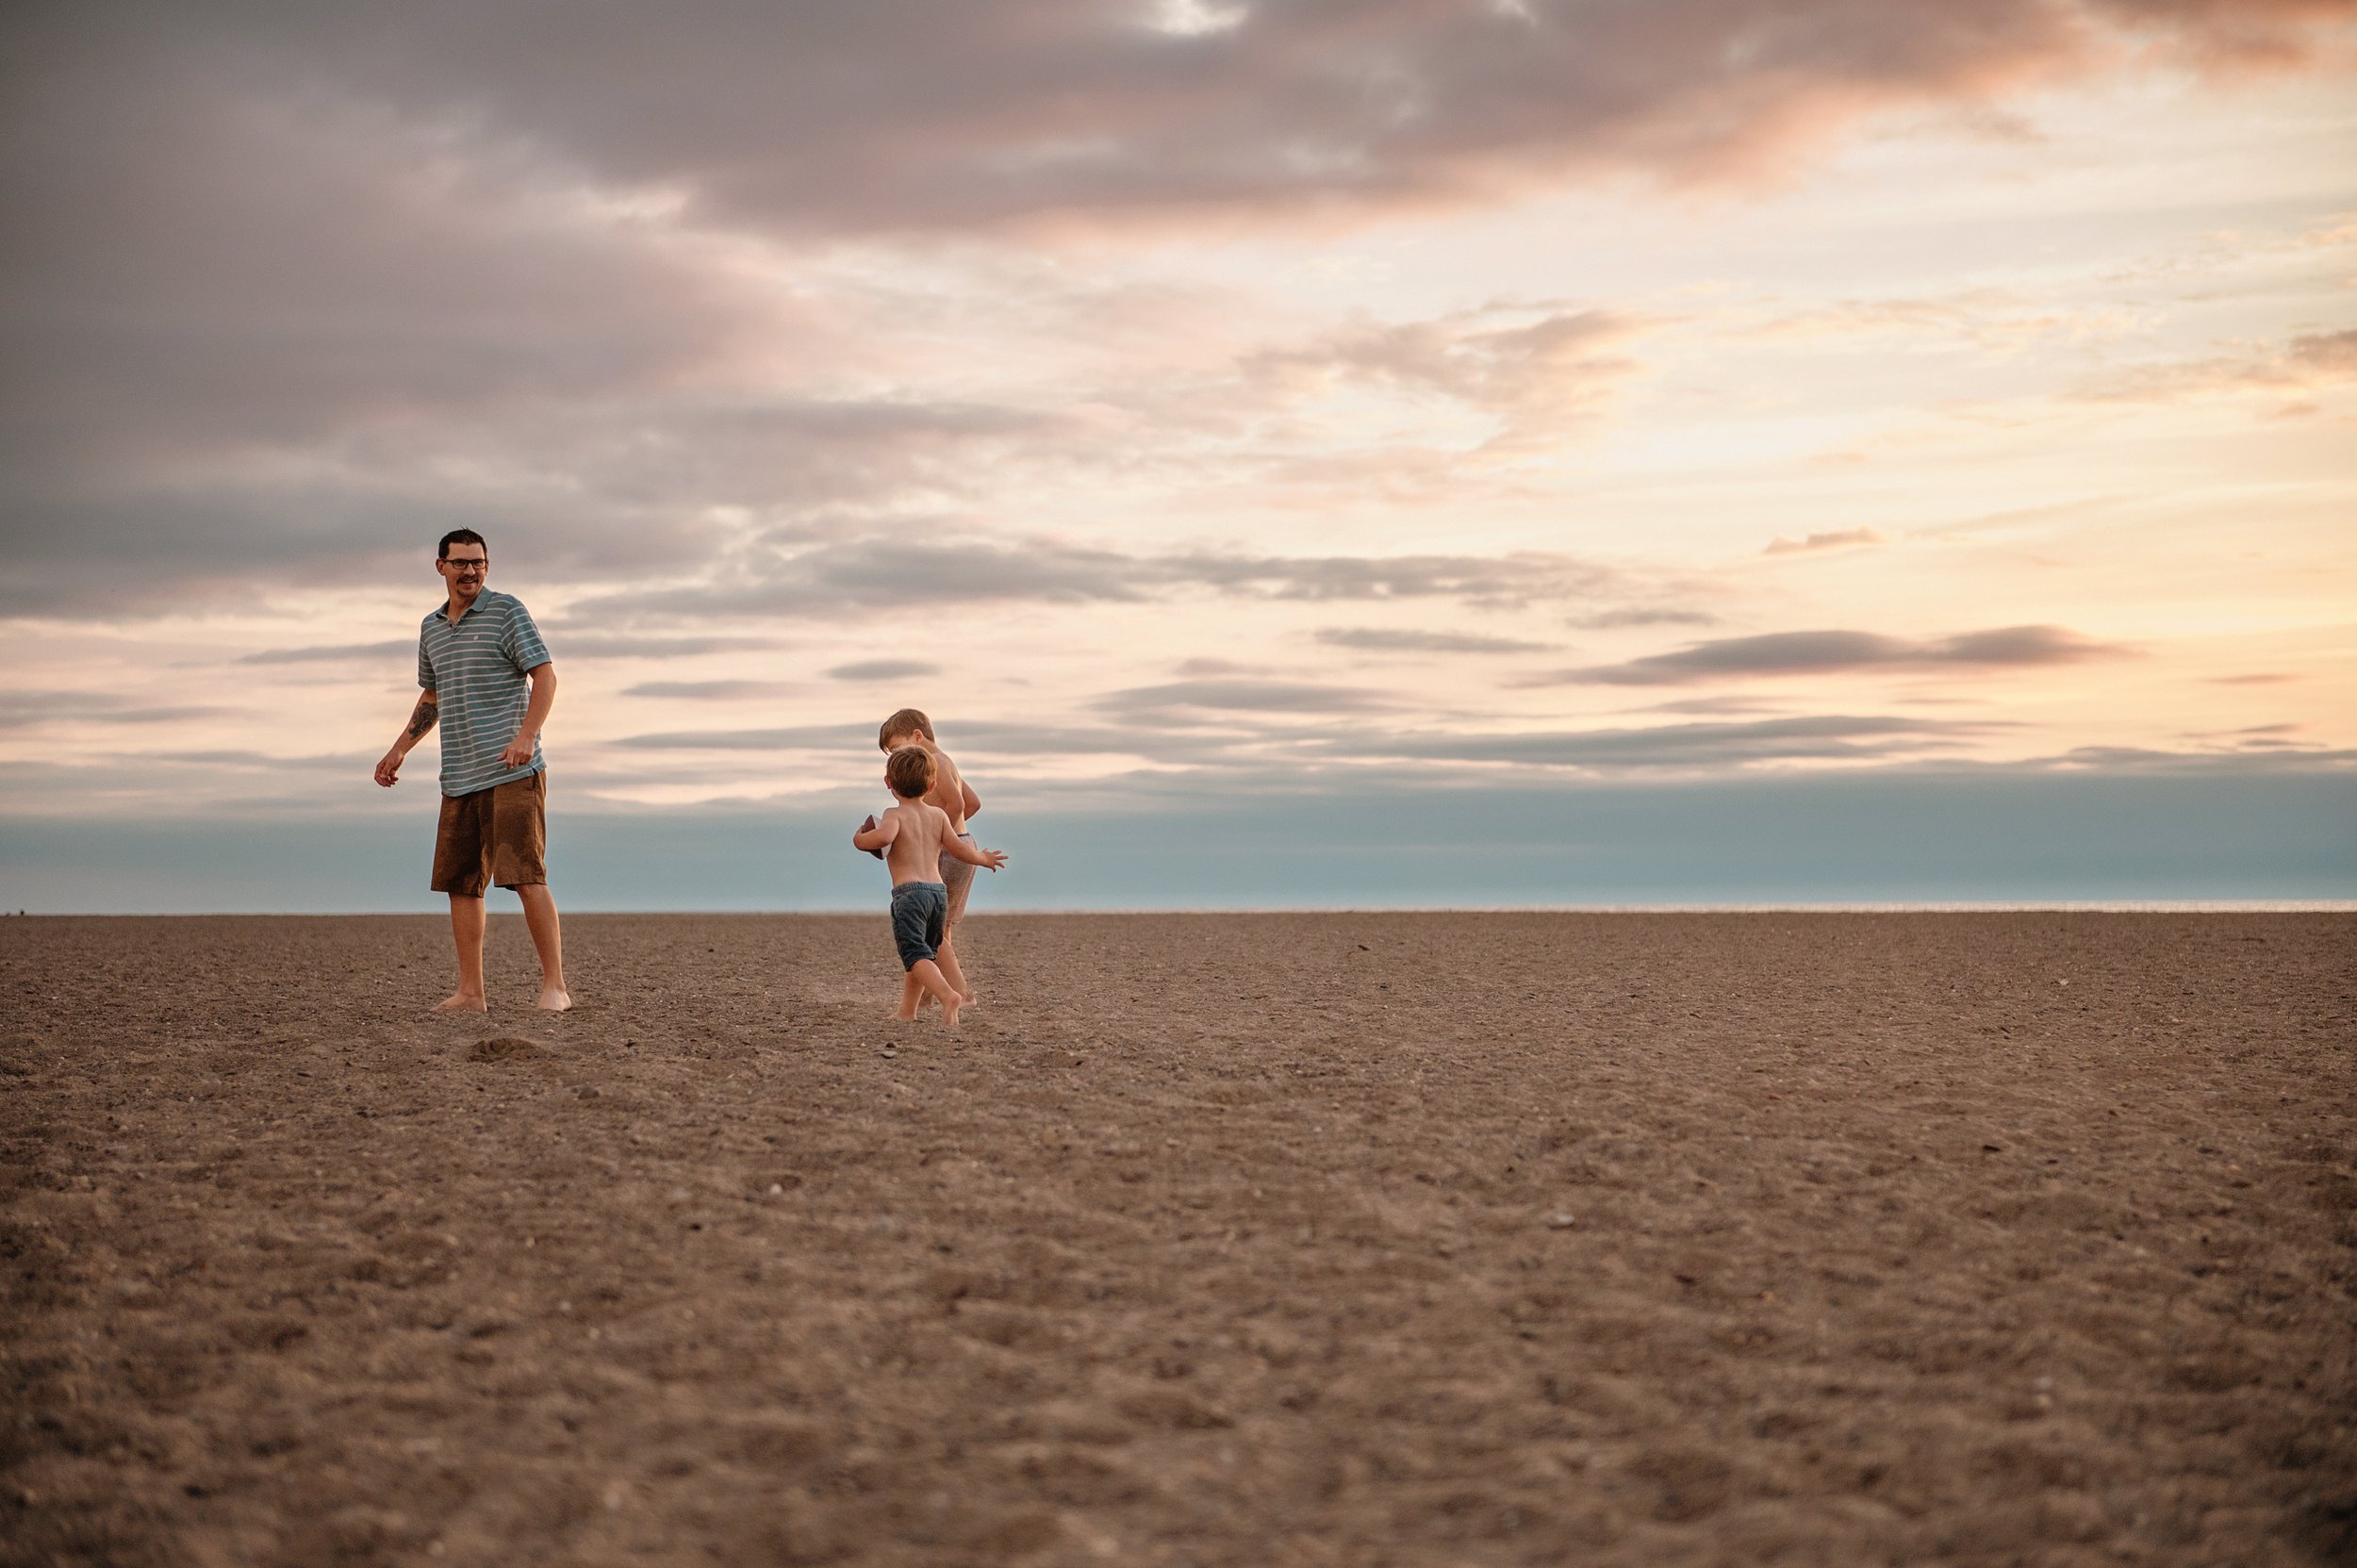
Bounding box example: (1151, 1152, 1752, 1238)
(885, 745, 938, 800)
(879, 708, 934, 750)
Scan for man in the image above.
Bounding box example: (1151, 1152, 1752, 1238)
(373, 529, 570, 1013)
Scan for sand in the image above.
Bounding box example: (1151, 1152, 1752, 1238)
(2, 911, 2351, 1567)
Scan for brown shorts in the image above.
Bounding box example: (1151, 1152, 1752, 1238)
(942, 832, 978, 927)
(431, 769, 547, 897)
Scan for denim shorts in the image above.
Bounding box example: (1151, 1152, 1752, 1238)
(890, 881, 948, 969)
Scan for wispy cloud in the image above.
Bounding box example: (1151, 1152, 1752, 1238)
(559, 635, 780, 661)
(1642, 697, 1789, 716)
(1333, 714, 2003, 770)
(2030, 745, 2357, 773)
(618, 723, 872, 752)
(1095, 680, 1399, 718)
(825, 660, 943, 682)
(585, 537, 1624, 622)
(1764, 529, 1887, 556)
(1314, 627, 1555, 654)
(236, 640, 416, 666)
(244, 635, 783, 668)
(1567, 608, 1717, 630)
(0, 691, 229, 729)
(1249, 308, 1650, 444)
(621, 680, 798, 701)
(2075, 326, 2357, 406)
(1539, 625, 2132, 686)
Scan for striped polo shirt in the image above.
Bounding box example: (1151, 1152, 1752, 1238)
(417, 589, 552, 797)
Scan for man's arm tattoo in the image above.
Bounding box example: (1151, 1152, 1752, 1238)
(405, 694, 439, 740)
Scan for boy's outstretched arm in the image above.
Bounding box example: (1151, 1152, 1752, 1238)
(942, 834, 1008, 871)
(852, 814, 898, 854)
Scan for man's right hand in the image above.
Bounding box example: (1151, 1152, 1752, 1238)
(374, 749, 404, 788)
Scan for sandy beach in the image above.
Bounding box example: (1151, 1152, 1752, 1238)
(2, 911, 2350, 1566)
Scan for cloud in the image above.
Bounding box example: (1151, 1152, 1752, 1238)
(2029, 744, 2357, 773)
(1541, 624, 2133, 686)
(1095, 680, 1399, 718)
(2290, 328, 2357, 374)
(1331, 714, 2003, 770)
(0, 394, 1069, 617)
(0, 43, 779, 480)
(237, 640, 415, 666)
(0, 692, 227, 730)
(618, 723, 874, 752)
(1314, 627, 1554, 654)
(1248, 307, 1649, 443)
(585, 536, 1624, 622)
(1184, 551, 1616, 604)
(621, 680, 797, 701)
(1642, 697, 1788, 716)
(6, 1, 2351, 628)
(1736, 289, 2121, 355)
(1174, 658, 1269, 677)
(1567, 608, 1718, 630)
(611, 718, 1235, 767)
(825, 660, 943, 682)
(1764, 528, 1887, 556)
(37, 2, 2342, 244)
(616, 704, 1994, 777)
(2206, 672, 2297, 685)
(2075, 326, 2357, 406)
(557, 635, 779, 661)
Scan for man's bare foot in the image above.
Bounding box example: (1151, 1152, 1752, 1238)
(536, 986, 572, 1013)
(433, 992, 487, 1014)
(959, 991, 978, 1009)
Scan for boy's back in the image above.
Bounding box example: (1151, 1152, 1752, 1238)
(919, 742, 968, 831)
(882, 799, 955, 886)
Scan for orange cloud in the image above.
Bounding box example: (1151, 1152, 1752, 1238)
(1764, 529, 1889, 557)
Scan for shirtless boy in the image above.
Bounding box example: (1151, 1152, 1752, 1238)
(875, 708, 985, 1004)
(852, 746, 1008, 1026)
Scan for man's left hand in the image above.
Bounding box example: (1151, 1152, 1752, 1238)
(501, 736, 536, 768)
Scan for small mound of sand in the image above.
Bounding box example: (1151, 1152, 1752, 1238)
(467, 1036, 545, 1062)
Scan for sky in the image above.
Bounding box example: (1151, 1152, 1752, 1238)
(2, 0, 2353, 913)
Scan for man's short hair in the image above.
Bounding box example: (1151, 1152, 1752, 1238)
(879, 708, 935, 750)
(438, 528, 487, 560)
(885, 745, 938, 800)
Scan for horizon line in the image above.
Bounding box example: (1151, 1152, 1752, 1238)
(8, 900, 2352, 919)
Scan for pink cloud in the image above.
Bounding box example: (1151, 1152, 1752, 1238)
(1764, 529, 1889, 556)
(17, 2, 2352, 242)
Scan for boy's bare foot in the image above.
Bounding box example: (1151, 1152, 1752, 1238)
(940, 995, 962, 1027)
(890, 1009, 919, 1022)
(536, 985, 572, 1012)
(433, 991, 487, 1014)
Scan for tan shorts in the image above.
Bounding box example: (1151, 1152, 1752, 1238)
(431, 769, 547, 897)
(941, 832, 978, 927)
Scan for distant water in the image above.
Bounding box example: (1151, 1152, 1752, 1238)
(1484, 900, 2357, 914)
(964, 900, 2357, 916)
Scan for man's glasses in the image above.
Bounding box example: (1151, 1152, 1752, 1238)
(441, 558, 489, 573)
